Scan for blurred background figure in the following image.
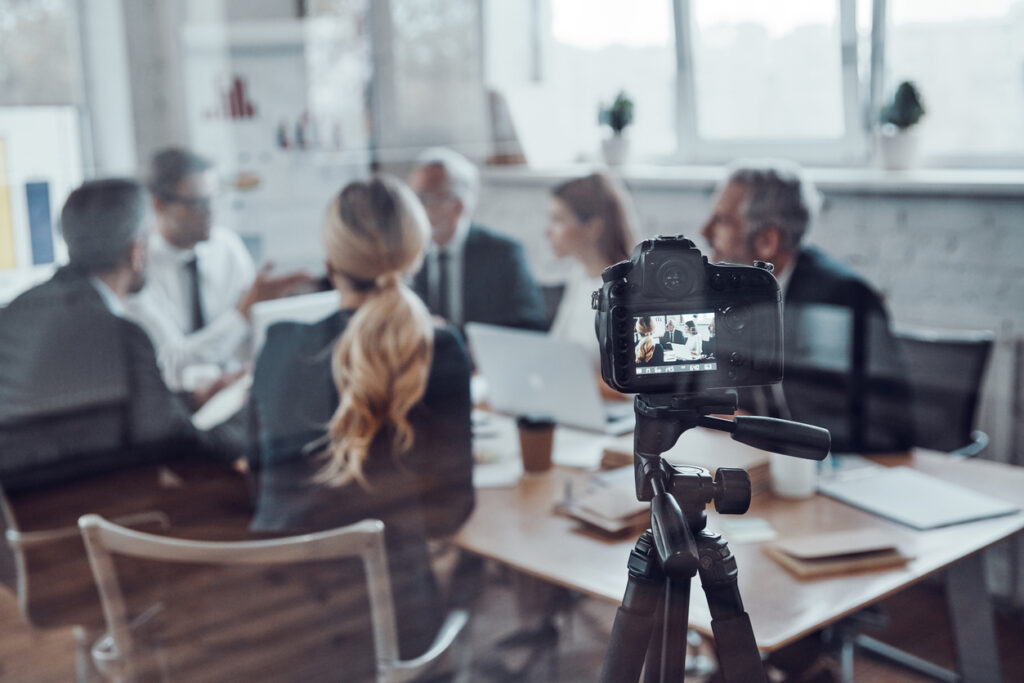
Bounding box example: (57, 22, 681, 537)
(126, 147, 310, 394)
(408, 147, 546, 332)
(546, 172, 638, 365)
(702, 160, 913, 453)
(0, 178, 242, 492)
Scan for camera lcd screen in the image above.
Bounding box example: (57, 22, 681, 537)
(632, 312, 717, 375)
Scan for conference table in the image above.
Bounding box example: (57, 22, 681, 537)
(456, 416, 1024, 682)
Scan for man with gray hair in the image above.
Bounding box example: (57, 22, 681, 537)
(702, 160, 912, 453)
(408, 147, 546, 331)
(0, 179, 242, 491)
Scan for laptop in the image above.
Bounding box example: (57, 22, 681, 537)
(465, 323, 634, 435)
(250, 289, 341, 356)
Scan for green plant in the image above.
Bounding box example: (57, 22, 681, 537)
(599, 91, 634, 134)
(880, 81, 926, 130)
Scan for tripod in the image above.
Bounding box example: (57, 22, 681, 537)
(599, 390, 831, 683)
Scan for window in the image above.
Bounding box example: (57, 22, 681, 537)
(485, 0, 677, 166)
(884, 0, 1024, 165)
(485, 0, 1024, 168)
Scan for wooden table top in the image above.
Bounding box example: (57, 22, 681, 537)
(454, 427, 1024, 651)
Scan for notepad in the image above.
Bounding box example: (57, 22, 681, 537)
(764, 529, 911, 577)
(817, 466, 1020, 530)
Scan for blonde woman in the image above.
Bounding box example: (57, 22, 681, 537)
(634, 315, 664, 365)
(247, 176, 473, 670)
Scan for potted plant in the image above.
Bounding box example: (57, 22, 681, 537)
(599, 91, 634, 165)
(878, 81, 926, 170)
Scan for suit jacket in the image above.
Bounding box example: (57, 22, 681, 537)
(760, 246, 913, 453)
(247, 310, 474, 664)
(0, 267, 238, 492)
(662, 329, 685, 346)
(412, 224, 546, 330)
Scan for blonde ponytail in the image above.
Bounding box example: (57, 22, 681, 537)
(316, 176, 434, 487)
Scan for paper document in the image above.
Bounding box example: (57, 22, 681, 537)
(817, 466, 1019, 530)
(191, 373, 252, 431)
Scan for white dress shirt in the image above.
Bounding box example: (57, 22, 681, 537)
(125, 227, 255, 390)
(549, 263, 605, 369)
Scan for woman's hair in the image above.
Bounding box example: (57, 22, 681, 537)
(317, 175, 434, 488)
(551, 172, 637, 267)
(635, 316, 655, 363)
(684, 320, 697, 334)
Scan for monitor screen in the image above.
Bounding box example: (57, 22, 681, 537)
(632, 311, 717, 376)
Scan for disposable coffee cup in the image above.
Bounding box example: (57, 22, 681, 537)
(770, 453, 818, 499)
(517, 415, 556, 474)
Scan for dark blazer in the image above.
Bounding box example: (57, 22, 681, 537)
(765, 246, 913, 453)
(662, 329, 685, 346)
(412, 224, 546, 330)
(247, 310, 474, 664)
(0, 267, 238, 492)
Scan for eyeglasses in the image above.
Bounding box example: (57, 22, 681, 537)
(162, 193, 214, 211)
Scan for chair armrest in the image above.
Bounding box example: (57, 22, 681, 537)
(389, 608, 469, 682)
(952, 430, 989, 459)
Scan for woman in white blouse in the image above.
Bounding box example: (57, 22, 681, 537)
(545, 173, 638, 363)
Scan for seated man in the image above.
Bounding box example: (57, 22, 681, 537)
(0, 179, 243, 492)
(661, 320, 684, 347)
(408, 148, 546, 331)
(701, 161, 913, 453)
(126, 148, 308, 391)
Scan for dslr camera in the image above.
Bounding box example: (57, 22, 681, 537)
(594, 235, 783, 394)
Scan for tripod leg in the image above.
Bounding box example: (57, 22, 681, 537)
(695, 530, 767, 683)
(654, 577, 691, 683)
(599, 532, 663, 683)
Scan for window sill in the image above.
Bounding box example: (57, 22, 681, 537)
(481, 164, 1024, 198)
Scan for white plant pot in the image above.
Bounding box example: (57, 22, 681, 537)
(878, 125, 920, 170)
(602, 134, 630, 166)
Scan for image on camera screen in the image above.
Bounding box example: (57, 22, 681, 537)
(632, 312, 717, 375)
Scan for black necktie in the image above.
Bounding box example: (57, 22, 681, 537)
(436, 251, 451, 321)
(185, 255, 205, 332)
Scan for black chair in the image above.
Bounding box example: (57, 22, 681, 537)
(540, 283, 565, 332)
(895, 327, 994, 457)
(827, 326, 995, 683)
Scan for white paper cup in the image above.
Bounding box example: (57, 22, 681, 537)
(770, 453, 818, 499)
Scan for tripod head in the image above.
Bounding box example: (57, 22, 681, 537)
(632, 388, 830, 579)
(633, 388, 831, 501)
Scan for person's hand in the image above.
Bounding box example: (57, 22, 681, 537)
(237, 264, 314, 319)
(191, 368, 247, 412)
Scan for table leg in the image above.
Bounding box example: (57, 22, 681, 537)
(946, 552, 1003, 683)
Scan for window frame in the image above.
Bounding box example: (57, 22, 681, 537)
(672, 0, 870, 166)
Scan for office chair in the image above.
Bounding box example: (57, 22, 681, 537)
(540, 283, 565, 331)
(79, 514, 469, 683)
(0, 461, 253, 682)
(896, 326, 994, 457)
(828, 326, 995, 683)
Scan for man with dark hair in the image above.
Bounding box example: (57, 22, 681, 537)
(701, 160, 913, 453)
(0, 179, 242, 491)
(408, 147, 546, 331)
(126, 147, 308, 391)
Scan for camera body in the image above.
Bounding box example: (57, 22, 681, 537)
(594, 235, 783, 394)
